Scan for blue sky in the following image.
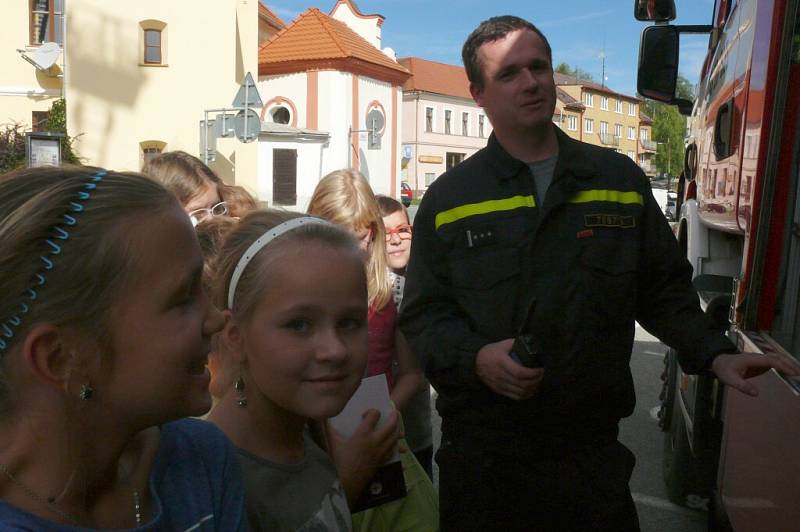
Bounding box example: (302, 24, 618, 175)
(266, 0, 716, 97)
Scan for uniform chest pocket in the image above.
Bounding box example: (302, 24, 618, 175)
(448, 247, 521, 338)
(578, 241, 639, 328)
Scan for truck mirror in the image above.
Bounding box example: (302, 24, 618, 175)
(634, 0, 676, 22)
(637, 25, 680, 103)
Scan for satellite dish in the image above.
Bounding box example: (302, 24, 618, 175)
(382, 47, 396, 60)
(32, 42, 61, 70)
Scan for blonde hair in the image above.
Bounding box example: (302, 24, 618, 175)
(212, 209, 362, 320)
(0, 165, 177, 415)
(142, 150, 257, 218)
(307, 169, 392, 310)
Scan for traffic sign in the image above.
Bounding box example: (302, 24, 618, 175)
(233, 109, 261, 143)
(232, 72, 263, 109)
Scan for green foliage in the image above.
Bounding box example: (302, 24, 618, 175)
(641, 73, 695, 176)
(0, 123, 27, 173)
(554, 62, 595, 81)
(47, 99, 81, 165)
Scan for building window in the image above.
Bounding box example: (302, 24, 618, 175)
(444, 110, 452, 134)
(425, 107, 434, 132)
(615, 99, 623, 113)
(614, 123, 622, 138)
(584, 118, 594, 133)
(567, 115, 577, 131)
(640, 128, 648, 141)
(139, 140, 166, 169)
(600, 96, 609, 110)
(628, 102, 637, 116)
(425, 172, 437, 186)
(139, 20, 167, 66)
(32, 111, 49, 132)
(144, 30, 162, 64)
(599, 121, 608, 135)
(583, 93, 594, 107)
(462, 112, 469, 136)
(270, 106, 291, 124)
(30, 0, 63, 45)
(478, 114, 485, 137)
(628, 126, 636, 140)
(639, 154, 646, 165)
(446, 152, 465, 171)
(627, 151, 635, 160)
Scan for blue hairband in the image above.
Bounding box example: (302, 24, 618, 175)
(0, 170, 107, 354)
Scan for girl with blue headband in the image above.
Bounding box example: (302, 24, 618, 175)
(0, 166, 246, 530)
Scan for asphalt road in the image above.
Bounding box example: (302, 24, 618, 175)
(426, 324, 706, 531)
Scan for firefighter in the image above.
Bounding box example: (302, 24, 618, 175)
(398, 15, 800, 532)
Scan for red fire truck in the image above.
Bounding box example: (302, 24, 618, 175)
(636, 0, 800, 529)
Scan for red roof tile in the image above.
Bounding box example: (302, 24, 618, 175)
(398, 57, 471, 99)
(259, 8, 408, 76)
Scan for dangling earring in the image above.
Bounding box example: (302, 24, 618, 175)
(235, 377, 247, 407)
(79, 384, 94, 400)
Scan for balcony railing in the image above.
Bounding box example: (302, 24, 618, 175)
(639, 162, 655, 174)
(599, 133, 620, 146)
(640, 139, 657, 151)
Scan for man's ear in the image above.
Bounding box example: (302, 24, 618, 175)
(21, 324, 77, 395)
(469, 82, 485, 107)
(220, 310, 247, 365)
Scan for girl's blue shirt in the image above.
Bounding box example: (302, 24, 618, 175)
(0, 418, 247, 531)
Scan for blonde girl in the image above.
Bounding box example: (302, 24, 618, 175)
(307, 169, 422, 409)
(308, 171, 438, 532)
(143, 150, 257, 225)
(207, 210, 399, 531)
(0, 166, 245, 530)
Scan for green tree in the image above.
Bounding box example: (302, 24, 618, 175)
(553, 62, 594, 81)
(0, 123, 27, 174)
(640, 73, 695, 178)
(46, 99, 81, 165)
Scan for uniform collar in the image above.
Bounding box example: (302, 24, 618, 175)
(488, 126, 597, 181)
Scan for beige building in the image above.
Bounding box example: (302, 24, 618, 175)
(2, 0, 259, 190)
(399, 57, 492, 194)
(553, 73, 651, 175)
(638, 112, 657, 175)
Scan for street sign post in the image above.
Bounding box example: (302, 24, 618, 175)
(201, 72, 264, 162)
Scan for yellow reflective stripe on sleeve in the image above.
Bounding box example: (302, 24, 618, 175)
(435, 195, 536, 230)
(569, 189, 644, 205)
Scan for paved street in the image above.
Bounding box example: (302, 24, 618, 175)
(426, 324, 706, 531)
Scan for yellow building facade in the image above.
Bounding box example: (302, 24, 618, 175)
(2, 0, 259, 190)
(553, 73, 654, 175)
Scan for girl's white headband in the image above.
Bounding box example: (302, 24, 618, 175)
(226, 216, 332, 309)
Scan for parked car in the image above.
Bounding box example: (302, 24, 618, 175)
(401, 182, 413, 207)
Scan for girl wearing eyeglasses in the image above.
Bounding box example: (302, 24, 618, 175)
(376, 195, 434, 483)
(142, 150, 257, 226)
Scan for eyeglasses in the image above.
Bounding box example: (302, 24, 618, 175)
(384, 224, 412, 241)
(188, 201, 228, 226)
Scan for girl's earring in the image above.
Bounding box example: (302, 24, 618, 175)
(79, 383, 94, 400)
(235, 377, 247, 407)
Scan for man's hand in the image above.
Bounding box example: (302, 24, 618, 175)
(476, 338, 544, 400)
(711, 352, 800, 396)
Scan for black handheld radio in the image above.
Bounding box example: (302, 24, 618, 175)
(509, 298, 545, 368)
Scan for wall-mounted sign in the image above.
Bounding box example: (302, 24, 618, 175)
(418, 155, 443, 164)
(26, 132, 64, 167)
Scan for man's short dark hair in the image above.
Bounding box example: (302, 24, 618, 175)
(462, 15, 552, 90)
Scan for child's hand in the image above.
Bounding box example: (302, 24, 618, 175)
(325, 409, 400, 506)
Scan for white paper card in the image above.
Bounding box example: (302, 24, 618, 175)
(329, 374, 399, 462)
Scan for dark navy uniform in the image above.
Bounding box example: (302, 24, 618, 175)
(399, 128, 734, 531)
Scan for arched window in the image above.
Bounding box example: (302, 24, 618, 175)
(271, 106, 291, 124)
